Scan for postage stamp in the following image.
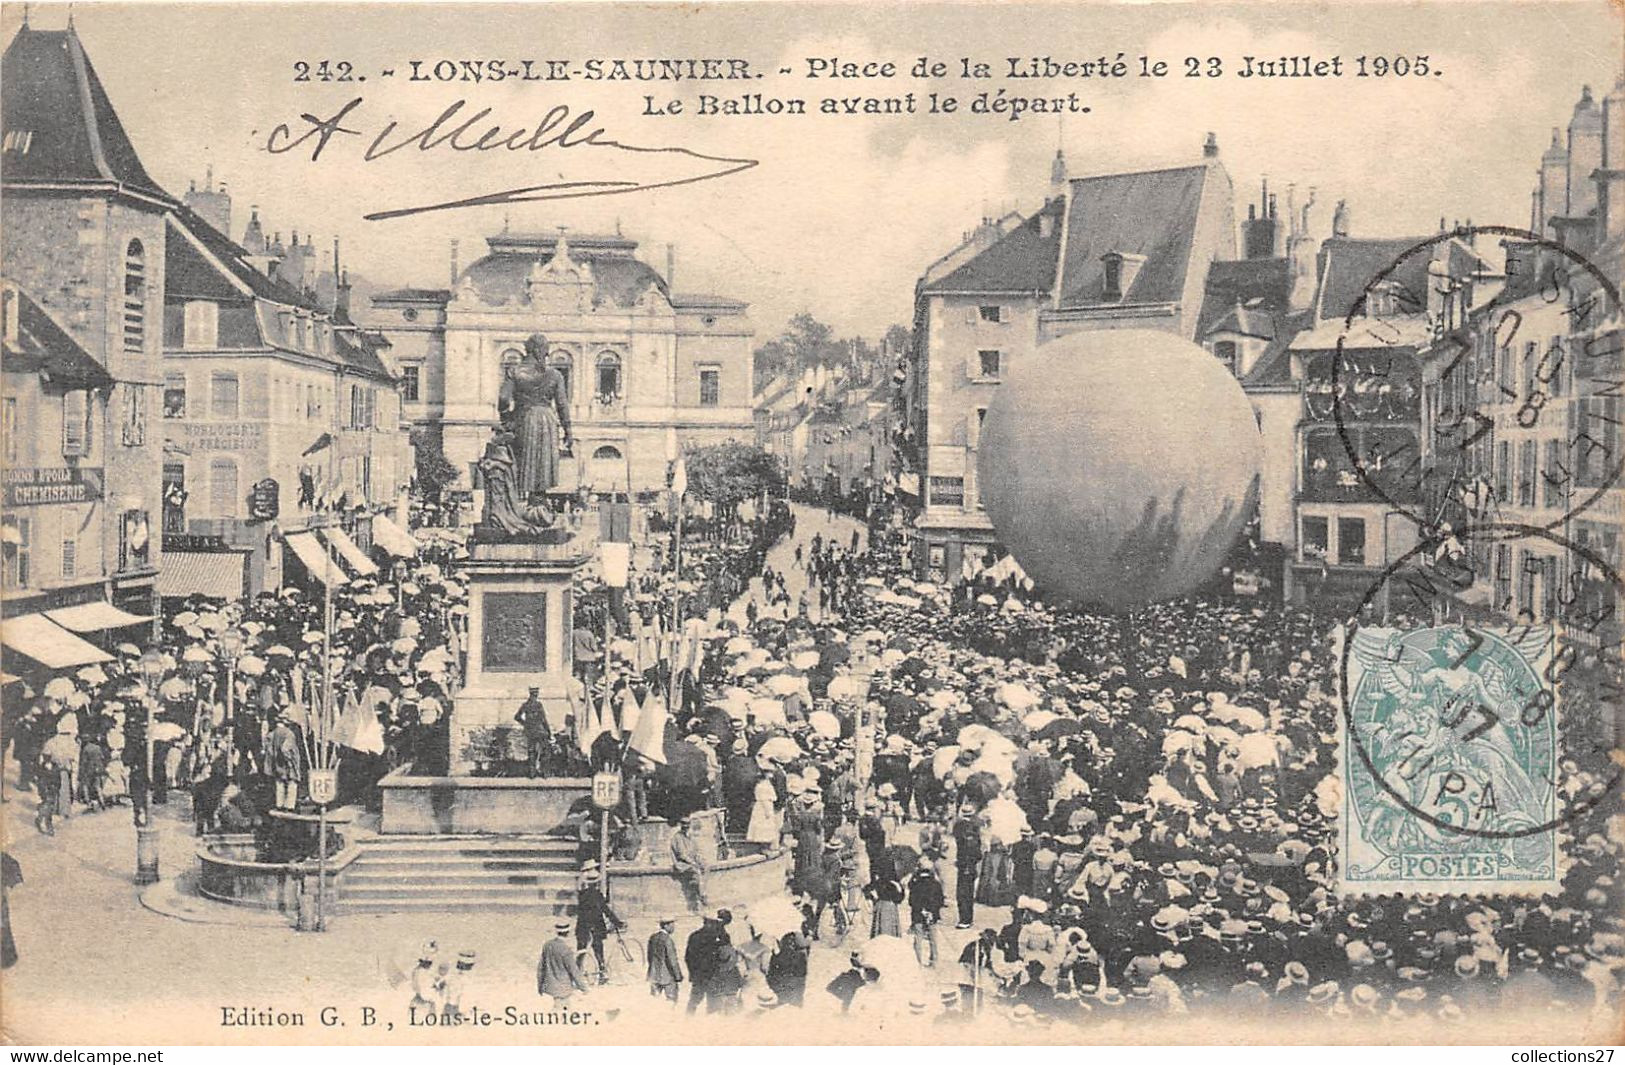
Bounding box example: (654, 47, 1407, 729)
(1339, 622, 1561, 895)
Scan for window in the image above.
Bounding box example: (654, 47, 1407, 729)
(401, 365, 421, 402)
(209, 458, 239, 517)
(163, 462, 187, 534)
(1544, 439, 1565, 508)
(1102, 254, 1124, 301)
(183, 300, 218, 349)
(62, 390, 90, 457)
(1517, 440, 1537, 507)
(163, 373, 187, 418)
(2, 516, 31, 589)
(1494, 544, 1512, 609)
(928, 476, 964, 507)
(1543, 555, 1561, 621)
(1301, 516, 1329, 561)
(592, 445, 623, 461)
(1213, 340, 1238, 373)
(1337, 517, 1367, 565)
(123, 239, 145, 351)
(1495, 440, 1510, 502)
(3, 396, 16, 464)
(210, 372, 239, 419)
(1517, 549, 1538, 618)
(118, 509, 149, 572)
(550, 353, 574, 399)
(120, 383, 146, 446)
(977, 350, 1002, 379)
(698, 366, 720, 406)
(978, 305, 1004, 323)
(968, 407, 987, 450)
(596, 353, 622, 400)
(60, 531, 76, 578)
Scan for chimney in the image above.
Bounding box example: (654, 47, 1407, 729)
(1597, 76, 1625, 242)
(1038, 205, 1056, 239)
(1567, 86, 1603, 221)
(666, 243, 676, 290)
(336, 269, 352, 322)
(1242, 176, 1279, 260)
(1203, 132, 1219, 159)
(1332, 199, 1351, 238)
(1541, 127, 1569, 236)
(1049, 148, 1067, 198)
(450, 239, 460, 287)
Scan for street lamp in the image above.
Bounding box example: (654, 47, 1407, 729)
(135, 647, 165, 884)
(596, 541, 632, 899)
(845, 637, 877, 808)
(216, 628, 246, 787)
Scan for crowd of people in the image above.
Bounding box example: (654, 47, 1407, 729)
(3, 490, 1622, 1031)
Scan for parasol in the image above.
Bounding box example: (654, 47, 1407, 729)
(302, 632, 326, 645)
(182, 646, 212, 664)
(1208, 703, 1267, 730)
(171, 611, 199, 628)
(789, 650, 820, 670)
(1021, 709, 1059, 731)
(1234, 732, 1282, 771)
(931, 745, 962, 778)
(158, 677, 192, 701)
(765, 674, 802, 696)
(748, 697, 787, 726)
(1172, 714, 1207, 733)
(265, 645, 295, 659)
(725, 636, 755, 656)
(757, 735, 803, 762)
(237, 655, 267, 677)
(43, 677, 75, 700)
(76, 666, 108, 686)
(983, 797, 1029, 845)
(808, 709, 840, 739)
(1161, 730, 1202, 756)
(149, 721, 186, 743)
(196, 612, 227, 634)
(745, 896, 804, 941)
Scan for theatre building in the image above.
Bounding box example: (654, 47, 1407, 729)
(372, 229, 756, 504)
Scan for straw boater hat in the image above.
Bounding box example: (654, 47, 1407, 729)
(457, 951, 476, 969)
(554, 918, 572, 933)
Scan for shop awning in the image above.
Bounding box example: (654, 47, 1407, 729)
(157, 551, 248, 600)
(45, 601, 153, 632)
(320, 526, 380, 577)
(284, 532, 348, 588)
(0, 613, 113, 669)
(371, 515, 418, 559)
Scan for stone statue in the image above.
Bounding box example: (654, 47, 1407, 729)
(497, 333, 573, 502)
(475, 430, 556, 539)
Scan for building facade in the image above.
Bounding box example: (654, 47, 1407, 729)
(906, 137, 1238, 583)
(160, 207, 411, 598)
(1, 25, 174, 642)
(372, 231, 755, 502)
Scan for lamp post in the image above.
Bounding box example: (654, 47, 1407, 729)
(846, 637, 877, 808)
(216, 628, 246, 787)
(597, 541, 632, 899)
(135, 647, 165, 884)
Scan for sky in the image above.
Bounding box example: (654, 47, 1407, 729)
(8, 1, 1623, 339)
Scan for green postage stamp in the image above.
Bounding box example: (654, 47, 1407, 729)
(1341, 625, 1561, 895)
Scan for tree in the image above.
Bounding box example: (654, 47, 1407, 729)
(753, 311, 846, 392)
(685, 441, 785, 522)
(412, 430, 459, 501)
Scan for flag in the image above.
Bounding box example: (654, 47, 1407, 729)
(618, 686, 642, 736)
(578, 691, 605, 756)
(671, 456, 688, 499)
(628, 691, 668, 765)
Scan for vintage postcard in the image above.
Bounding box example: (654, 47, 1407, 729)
(2, 0, 1624, 1049)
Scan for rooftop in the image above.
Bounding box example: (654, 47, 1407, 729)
(2, 283, 114, 391)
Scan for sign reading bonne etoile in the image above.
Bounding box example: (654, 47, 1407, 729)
(3, 466, 104, 506)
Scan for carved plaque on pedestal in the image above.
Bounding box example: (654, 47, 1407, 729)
(481, 590, 547, 673)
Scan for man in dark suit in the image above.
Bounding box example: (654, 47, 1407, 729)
(683, 914, 722, 1014)
(575, 869, 622, 984)
(646, 916, 683, 1002)
(953, 812, 983, 928)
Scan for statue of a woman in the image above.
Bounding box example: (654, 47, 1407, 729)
(498, 333, 573, 502)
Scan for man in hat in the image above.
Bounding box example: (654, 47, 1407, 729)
(576, 868, 623, 984)
(953, 810, 983, 929)
(514, 688, 552, 777)
(908, 863, 945, 967)
(537, 918, 589, 1007)
(266, 713, 303, 810)
(683, 912, 725, 1015)
(671, 814, 710, 909)
(410, 941, 443, 1015)
(646, 916, 683, 1003)
(441, 951, 476, 1021)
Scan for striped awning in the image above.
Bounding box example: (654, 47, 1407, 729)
(45, 601, 153, 632)
(284, 532, 348, 587)
(371, 515, 418, 559)
(0, 614, 113, 669)
(320, 526, 379, 577)
(157, 551, 248, 601)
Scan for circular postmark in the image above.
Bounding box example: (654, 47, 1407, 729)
(1327, 224, 1624, 540)
(1337, 521, 1623, 848)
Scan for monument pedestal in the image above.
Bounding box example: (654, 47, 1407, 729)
(449, 535, 590, 774)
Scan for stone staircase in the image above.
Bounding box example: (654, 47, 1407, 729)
(338, 835, 584, 914)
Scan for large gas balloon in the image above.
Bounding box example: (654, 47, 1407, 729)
(977, 328, 1262, 612)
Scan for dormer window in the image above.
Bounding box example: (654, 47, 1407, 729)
(1099, 251, 1146, 303)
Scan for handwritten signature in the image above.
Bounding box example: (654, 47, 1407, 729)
(264, 97, 758, 221)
